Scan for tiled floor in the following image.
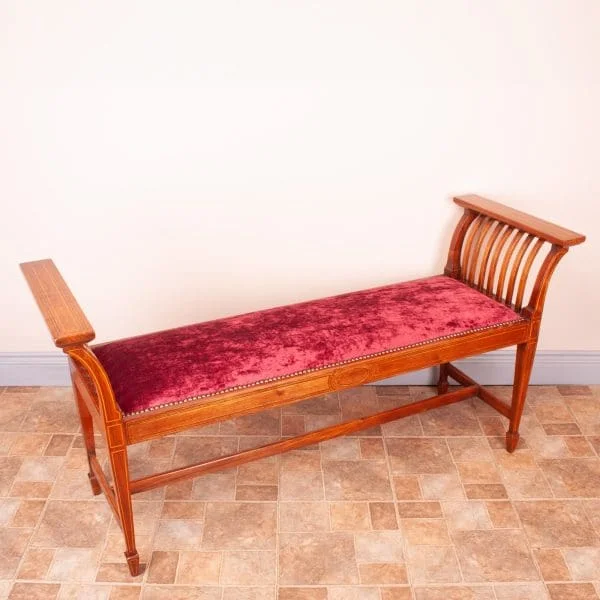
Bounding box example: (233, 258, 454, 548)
(1, 385, 600, 599)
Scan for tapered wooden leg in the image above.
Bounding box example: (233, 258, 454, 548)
(506, 340, 537, 453)
(107, 443, 140, 576)
(73, 385, 101, 495)
(437, 362, 450, 394)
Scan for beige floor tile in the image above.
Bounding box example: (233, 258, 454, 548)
(380, 588, 413, 600)
(403, 519, 451, 546)
(360, 438, 385, 460)
(9, 433, 50, 456)
(17, 547, 55, 579)
(382, 415, 423, 437)
(464, 484, 508, 499)
(543, 423, 582, 436)
(280, 502, 330, 532)
(173, 437, 238, 468)
(323, 460, 392, 501)
(420, 474, 465, 500)
(320, 438, 360, 461)
(538, 458, 600, 497)
(220, 551, 275, 585)
(146, 551, 178, 584)
(277, 588, 327, 600)
(280, 450, 321, 472)
(280, 470, 324, 500)
(153, 520, 204, 551)
(502, 469, 553, 499)
(0, 527, 33, 578)
(33, 500, 111, 548)
(48, 547, 101, 582)
(369, 502, 398, 529)
(406, 545, 461, 583)
(222, 588, 275, 600)
(355, 531, 404, 563)
(0, 457, 24, 496)
(386, 439, 454, 475)
(485, 501, 520, 528)
(447, 438, 494, 462)
(237, 459, 279, 485)
(419, 404, 483, 436)
(358, 562, 408, 584)
(109, 587, 142, 600)
(236, 484, 278, 500)
(329, 587, 380, 599)
(0, 498, 20, 526)
(413, 586, 494, 599)
(564, 436, 595, 457)
(442, 501, 491, 531)
(493, 583, 549, 599)
(140, 585, 222, 599)
(202, 502, 276, 550)
(393, 476, 422, 500)
(328, 502, 369, 531)
(0, 396, 30, 432)
(533, 548, 571, 582)
(396, 502, 442, 519)
(546, 583, 600, 599)
(3, 385, 599, 598)
(281, 414, 305, 436)
(452, 530, 539, 582)
(278, 532, 359, 584)
(19, 400, 80, 433)
(191, 472, 236, 501)
(562, 547, 600, 580)
(339, 387, 379, 420)
(457, 462, 501, 484)
(515, 500, 599, 547)
(8, 583, 60, 600)
(160, 501, 205, 520)
(176, 551, 222, 584)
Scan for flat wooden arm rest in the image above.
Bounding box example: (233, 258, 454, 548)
(454, 194, 586, 247)
(20, 259, 95, 348)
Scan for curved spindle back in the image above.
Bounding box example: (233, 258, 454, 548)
(445, 195, 585, 319)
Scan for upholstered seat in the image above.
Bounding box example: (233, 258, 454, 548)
(93, 275, 522, 416)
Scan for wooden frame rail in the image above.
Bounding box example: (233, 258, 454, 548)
(19, 194, 585, 576)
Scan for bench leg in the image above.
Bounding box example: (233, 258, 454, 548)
(506, 340, 537, 453)
(73, 386, 101, 496)
(107, 442, 140, 576)
(437, 363, 450, 394)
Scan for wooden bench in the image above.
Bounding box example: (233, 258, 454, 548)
(20, 194, 585, 576)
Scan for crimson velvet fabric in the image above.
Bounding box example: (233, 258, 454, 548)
(93, 275, 522, 415)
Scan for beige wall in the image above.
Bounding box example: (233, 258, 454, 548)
(1, 1, 598, 353)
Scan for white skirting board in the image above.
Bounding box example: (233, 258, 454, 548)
(0, 350, 598, 387)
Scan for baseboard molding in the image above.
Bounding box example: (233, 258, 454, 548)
(0, 350, 598, 387)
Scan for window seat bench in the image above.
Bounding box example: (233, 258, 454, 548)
(20, 194, 585, 576)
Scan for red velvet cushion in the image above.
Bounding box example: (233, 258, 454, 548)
(93, 275, 522, 416)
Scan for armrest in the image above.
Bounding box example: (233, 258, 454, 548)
(454, 195, 585, 247)
(20, 259, 95, 349)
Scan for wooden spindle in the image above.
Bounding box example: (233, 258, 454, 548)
(505, 234, 535, 307)
(486, 225, 514, 296)
(496, 230, 526, 301)
(466, 217, 493, 285)
(477, 221, 504, 292)
(514, 237, 545, 311)
(461, 215, 484, 283)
